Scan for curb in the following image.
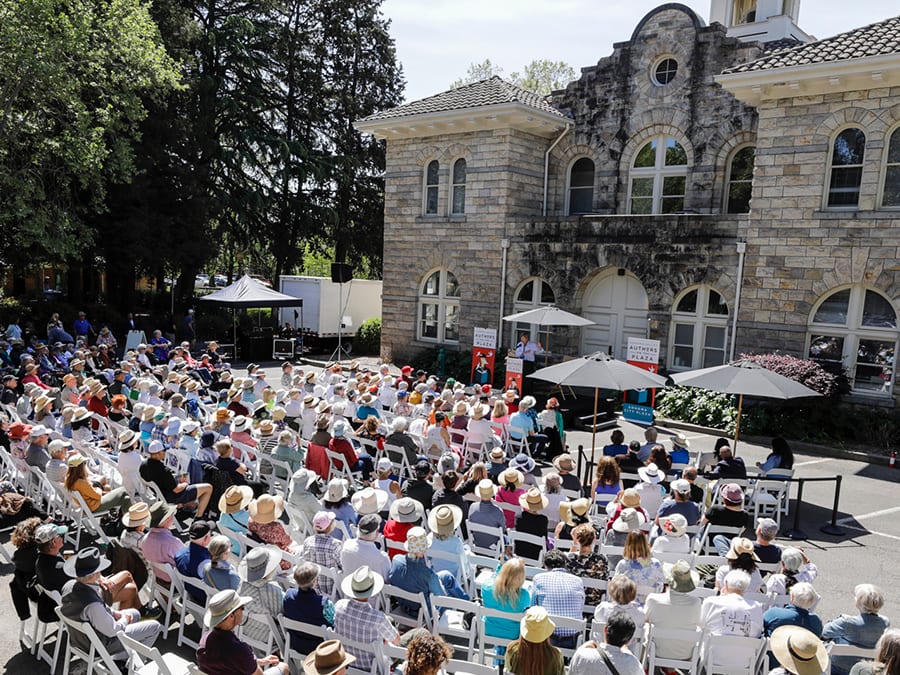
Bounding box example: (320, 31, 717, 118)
(655, 416, 893, 467)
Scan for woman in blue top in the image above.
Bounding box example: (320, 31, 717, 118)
(591, 456, 622, 506)
(217, 485, 253, 555)
(198, 535, 241, 590)
(602, 429, 629, 457)
(482, 558, 531, 663)
(757, 437, 794, 474)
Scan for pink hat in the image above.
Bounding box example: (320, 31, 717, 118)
(313, 511, 336, 532)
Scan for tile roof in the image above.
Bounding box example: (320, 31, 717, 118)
(723, 14, 900, 74)
(359, 76, 568, 122)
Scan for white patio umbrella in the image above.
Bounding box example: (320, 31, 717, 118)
(503, 306, 594, 364)
(529, 351, 668, 460)
(671, 359, 822, 452)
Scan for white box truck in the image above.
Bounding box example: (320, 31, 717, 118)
(278, 276, 382, 339)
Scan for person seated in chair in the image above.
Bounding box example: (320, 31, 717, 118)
(140, 440, 213, 517)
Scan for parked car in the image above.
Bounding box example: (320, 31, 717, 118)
(195, 273, 210, 287)
(213, 274, 227, 287)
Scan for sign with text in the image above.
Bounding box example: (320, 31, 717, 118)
(624, 337, 660, 423)
(505, 357, 523, 394)
(471, 327, 497, 386)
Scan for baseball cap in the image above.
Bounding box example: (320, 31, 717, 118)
(34, 523, 68, 544)
(189, 520, 214, 540)
(671, 479, 691, 495)
(357, 514, 381, 537)
(148, 440, 165, 455)
(377, 457, 393, 472)
(313, 511, 336, 531)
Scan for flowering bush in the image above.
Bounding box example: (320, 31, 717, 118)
(656, 386, 737, 434)
(739, 352, 842, 397)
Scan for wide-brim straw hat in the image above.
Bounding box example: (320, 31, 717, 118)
(232, 415, 252, 432)
(560, 498, 591, 527)
(428, 504, 463, 536)
(237, 545, 282, 583)
(621, 488, 641, 508)
(476, 479, 496, 500)
(219, 485, 254, 515)
(121, 502, 151, 528)
(519, 487, 549, 512)
(303, 640, 357, 675)
(248, 494, 285, 524)
(553, 453, 575, 472)
(72, 408, 93, 423)
(470, 404, 489, 420)
(339, 565, 384, 601)
(725, 536, 761, 561)
(770, 626, 829, 675)
(204, 589, 253, 628)
(389, 496, 424, 523)
(350, 487, 389, 515)
(499, 468, 524, 489)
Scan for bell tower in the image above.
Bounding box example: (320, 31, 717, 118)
(709, 0, 811, 43)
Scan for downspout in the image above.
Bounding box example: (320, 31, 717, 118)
(498, 238, 510, 349)
(729, 240, 747, 361)
(542, 122, 573, 216)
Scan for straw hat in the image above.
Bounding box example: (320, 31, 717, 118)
(350, 487, 389, 515)
(470, 403, 489, 420)
(725, 537, 761, 561)
(612, 507, 647, 533)
(303, 640, 356, 675)
(272, 407, 286, 421)
(427, 504, 463, 536)
(218, 485, 253, 515)
(553, 453, 575, 472)
(232, 415, 252, 433)
(673, 432, 690, 448)
(204, 589, 253, 628)
(519, 487, 549, 512)
(388, 496, 424, 523)
(499, 468, 524, 489)
(118, 429, 139, 450)
(237, 545, 282, 583)
(638, 462, 664, 484)
(72, 408, 93, 423)
(339, 566, 384, 601)
(621, 488, 641, 508)
(488, 447, 506, 462)
(33, 395, 53, 411)
(121, 502, 151, 528)
(476, 479, 497, 500)
(248, 494, 285, 524)
(520, 606, 556, 643)
(257, 419, 275, 436)
(560, 498, 591, 527)
(141, 405, 158, 422)
(215, 408, 233, 423)
(770, 626, 829, 675)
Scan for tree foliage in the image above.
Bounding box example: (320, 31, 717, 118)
(451, 58, 575, 96)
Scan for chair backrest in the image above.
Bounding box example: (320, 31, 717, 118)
(763, 468, 794, 480)
(826, 643, 878, 659)
(427, 546, 469, 587)
(380, 583, 432, 631)
(465, 521, 504, 558)
(118, 629, 193, 675)
(700, 632, 766, 675)
(68, 489, 112, 545)
(281, 617, 329, 667)
(239, 611, 284, 656)
(55, 606, 122, 674)
(646, 626, 702, 667)
(508, 530, 547, 566)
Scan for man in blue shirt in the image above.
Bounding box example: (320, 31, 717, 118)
(388, 527, 468, 616)
(73, 312, 94, 342)
(174, 520, 214, 601)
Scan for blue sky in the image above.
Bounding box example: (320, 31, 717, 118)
(381, 0, 892, 102)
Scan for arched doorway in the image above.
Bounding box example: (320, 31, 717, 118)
(581, 269, 649, 359)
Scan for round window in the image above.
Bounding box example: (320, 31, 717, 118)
(653, 58, 678, 86)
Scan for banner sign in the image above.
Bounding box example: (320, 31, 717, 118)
(471, 327, 497, 386)
(623, 337, 660, 423)
(504, 357, 523, 394)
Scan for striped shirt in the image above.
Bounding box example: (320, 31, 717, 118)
(237, 578, 284, 645)
(333, 598, 397, 671)
(301, 533, 342, 596)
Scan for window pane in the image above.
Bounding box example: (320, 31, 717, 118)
(517, 280, 534, 303)
(674, 323, 694, 344)
(632, 177, 654, 197)
(807, 334, 844, 367)
(426, 160, 439, 184)
(444, 304, 460, 341)
(729, 147, 755, 181)
(423, 271, 440, 295)
(631, 197, 653, 214)
(707, 290, 728, 316)
(889, 129, 900, 163)
(665, 139, 687, 166)
(569, 187, 592, 214)
(445, 272, 460, 297)
(832, 128, 865, 166)
(452, 158, 466, 184)
(451, 185, 465, 214)
(702, 348, 726, 367)
(654, 59, 678, 85)
(727, 181, 752, 214)
(862, 290, 897, 328)
(882, 166, 900, 207)
(421, 303, 438, 338)
(540, 282, 555, 304)
(676, 290, 698, 314)
(660, 196, 685, 213)
(812, 290, 850, 325)
(662, 175, 685, 197)
(705, 325, 726, 349)
(634, 141, 657, 168)
(828, 167, 863, 206)
(425, 187, 438, 214)
(673, 346, 693, 368)
(570, 158, 594, 187)
(854, 339, 894, 393)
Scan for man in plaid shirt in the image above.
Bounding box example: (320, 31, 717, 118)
(333, 566, 398, 671)
(532, 549, 585, 648)
(300, 512, 343, 597)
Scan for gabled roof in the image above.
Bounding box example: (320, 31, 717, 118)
(198, 275, 303, 308)
(723, 14, 900, 74)
(358, 76, 567, 122)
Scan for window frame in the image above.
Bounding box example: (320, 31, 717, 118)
(824, 126, 866, 211)
(807, 285, 898, 396)
(628, 135, 689, 215)
(668, 285, 730, 372)
(511, 277, 556, 348)
(450, 157, 467, 216)
(423, 159, 440, 216)
(417, 268, 460, 345)
(566, 156, 595, 216)
(724, 144, 756, 214)
(878, 123, 900, 209)
(651, 57, 679, 87)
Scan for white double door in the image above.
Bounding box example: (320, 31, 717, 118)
(581, 270, 649, 360)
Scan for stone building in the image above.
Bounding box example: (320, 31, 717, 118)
(356, 1, 900, 402)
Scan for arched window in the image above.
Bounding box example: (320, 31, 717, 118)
(881, 126, 900, 208)
(511, 278, 555, 346)
(568, 158, 594, 215)
(419, 269, 460, 343)
(451, 158, 466, 215)
(826, 128, 865, 208)
(424, 160, 439, 215)
(808, 286, 897, 394)
(629, 136, 688, 214)
(726, 146, 755, 214)
(670, 286, 729, 371)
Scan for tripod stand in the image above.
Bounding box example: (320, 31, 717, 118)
(326, 276, 351, 365)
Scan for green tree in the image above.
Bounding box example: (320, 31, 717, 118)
(450, 59, 503, 89)
(0, 0, 181, 267)
(451, 58, 575, 96)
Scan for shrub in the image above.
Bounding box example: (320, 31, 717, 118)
(739, 352, 843, 397)
(656, 386, 738, 434)
(354, 317, 381, 355)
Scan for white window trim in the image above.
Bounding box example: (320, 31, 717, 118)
(724, 144, 756, 214)
(418, 268, 460, 344)
(807, 285, 898, 395)
(422, 159, 440, 216)
(511, 277, 556, 348)
(877, 123, 900, 210)
(823, 125, 866, 211)
(628, 136, 689, 215)
(565, 156, 595, 216)
(449, 157, 467, 216)
(650, 55, 679, 88)
(668, 286, 729, 372)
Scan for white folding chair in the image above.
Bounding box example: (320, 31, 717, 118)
(69, 490, 112, 548)
(56, 606, 123, 675)
(32, 584, 64, 671)
(478, 605, 526, 665)
(508, 529, 547, 566)
(238, 611, 285, 657)
(118, 629, 194, 675)
(427, 595, 480, 661)
(170, 567, 214, 650)
(380, 583, 432, 631)
(698, 633, 767, 675)
(465, 521, 505, 559)
(642, 626, 702, 675)
(282, 617, 329, 670)
(258, 455, 294, 497)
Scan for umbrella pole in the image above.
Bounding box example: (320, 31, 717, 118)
(232, 309, 237, 361)
(590, 387, 599, 465)
(545, 326, 550, 366)
(733, 393, 743, 455)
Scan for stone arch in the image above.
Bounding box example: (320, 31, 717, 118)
(441, 143, 472, 163)
(712, 131, 757, 212)
(415, 145, 443, 164)
(620, 121, 694, 169)
(629, 3, 704, 43)
(812, 107, 886, 145)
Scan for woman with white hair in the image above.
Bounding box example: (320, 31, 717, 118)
(764, 582, 823, 637)
(765, 547, 819, 595)
(508, 396, 548, 458)
(823, 584, 891, 675)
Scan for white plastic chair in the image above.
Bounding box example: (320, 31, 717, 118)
(118, 629, 194, 675)
(698, 632, 767, 675)
(55, 606, 122, 675)
(642, 625, 702, 675)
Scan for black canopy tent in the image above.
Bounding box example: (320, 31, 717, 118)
(198, 275, 303, 358)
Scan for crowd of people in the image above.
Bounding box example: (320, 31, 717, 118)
(0, 334, 895, 675)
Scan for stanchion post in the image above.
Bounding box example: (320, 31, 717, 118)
(783, 477, 808, 540)
(820, 474, 846, 536)
(576, 444, 582, 488)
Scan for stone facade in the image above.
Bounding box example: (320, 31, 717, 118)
(364, 3, 900, 401)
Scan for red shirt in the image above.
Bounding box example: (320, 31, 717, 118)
(306, 443, 329, 479)
(87, 395, 108, 430)
(328, 437, 358, 470)
(383, 519, 416, 559)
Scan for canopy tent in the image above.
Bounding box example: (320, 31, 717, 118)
(198, 275, 303, 357)
(503, 306, 594, 365)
